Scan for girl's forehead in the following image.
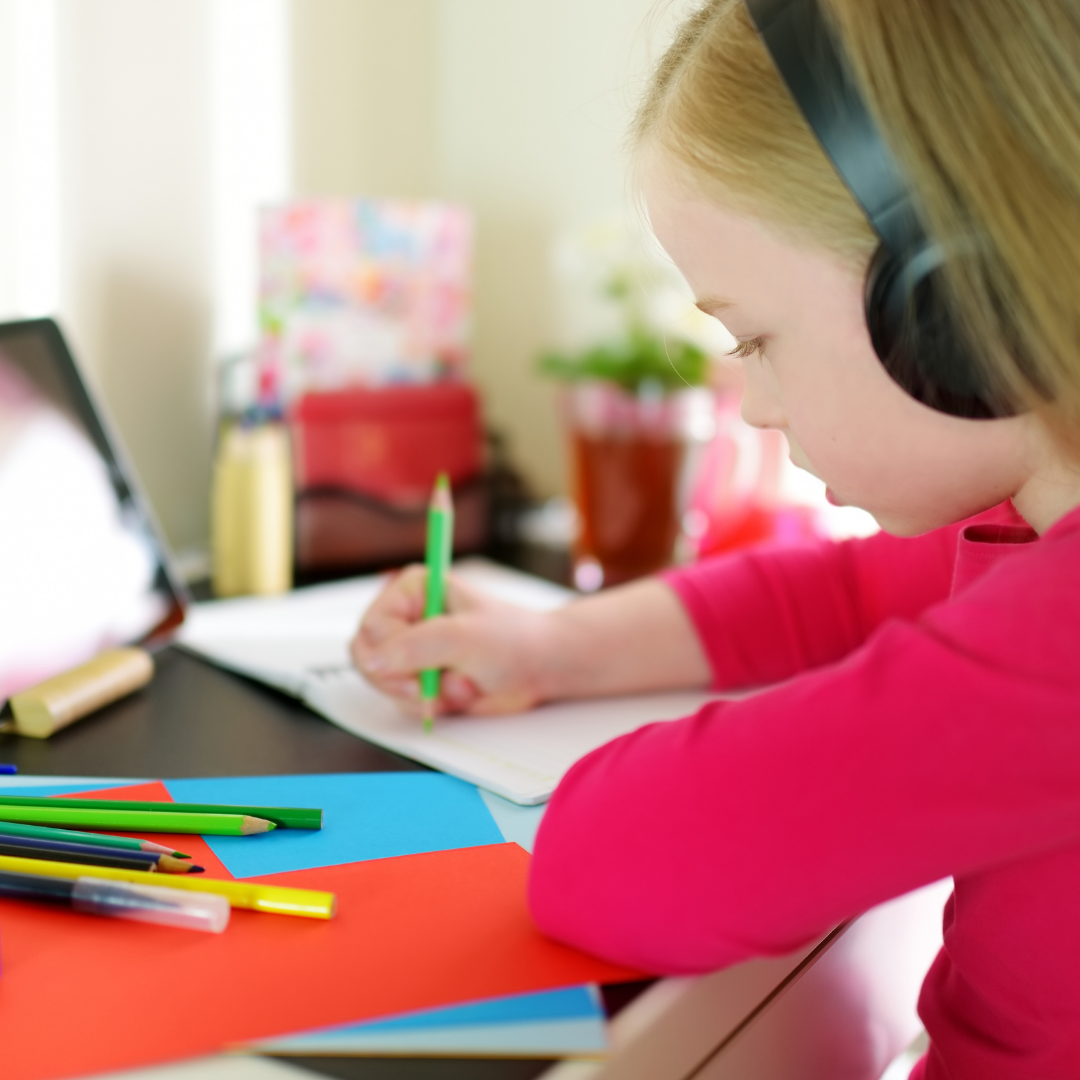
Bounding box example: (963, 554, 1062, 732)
(643, 162, 865, 327)
(645, 184, 800, 305)
(643, 155, 794, 257)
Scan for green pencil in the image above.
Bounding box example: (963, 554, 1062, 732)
(0, 795, 321, 830)
(420, 472, 454, 732)
(0, 807, 274, 835)
(0, 820, 189, 858)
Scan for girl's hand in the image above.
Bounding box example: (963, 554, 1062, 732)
(350, 566, 555, 718)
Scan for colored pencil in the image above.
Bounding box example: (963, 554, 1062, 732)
(0, 806, 274, 835)
(0, 820, 188, 857)
(0, 834, 202, 873)
(0, 764, 17, 774)
(0, 854, 337, 919)
(420, 472, 454, 732)
(0, 794, 321, 830)
(0, 837, 160, 873)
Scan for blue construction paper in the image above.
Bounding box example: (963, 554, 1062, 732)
(257, 985, 605, 1055)
(258, 1017, 608, 1056)
(164, 772, 506, 878)
(478, 789, 546, 853)
(334, 985, 601, 1033)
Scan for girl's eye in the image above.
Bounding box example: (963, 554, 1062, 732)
(728, 336, 766, 359)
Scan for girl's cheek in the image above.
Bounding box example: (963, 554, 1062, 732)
(740, 354, 790, 430)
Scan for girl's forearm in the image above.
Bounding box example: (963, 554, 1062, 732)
(535, 578, 711, 701)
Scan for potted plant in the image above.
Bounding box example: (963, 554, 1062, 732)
(539, 270, 710, 589)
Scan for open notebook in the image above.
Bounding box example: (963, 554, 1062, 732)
(178, 560, 716, 804)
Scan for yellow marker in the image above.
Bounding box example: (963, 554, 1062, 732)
(9, 648, 153, 738)
(0, 854, 336, 920)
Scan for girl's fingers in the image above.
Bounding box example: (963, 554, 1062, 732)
(379, 615, 475, 677)
(360, 566, 428, 645)
(374, 675, 420, 700)
(359, 646, 479, 718)
(354, 570, 543, 718)
(359, 567, 481, 651)
(350, 635, 390, 677)
(441, 670, 480, 712)
(464, 687, 540, 717)
(444, 575, 487, 614)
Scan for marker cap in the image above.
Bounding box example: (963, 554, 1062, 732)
(72, 877, 231, 933)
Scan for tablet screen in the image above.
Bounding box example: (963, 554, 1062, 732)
(0, 318, 185, 705)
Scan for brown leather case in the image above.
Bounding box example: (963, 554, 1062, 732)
(294, 479, 490, 573)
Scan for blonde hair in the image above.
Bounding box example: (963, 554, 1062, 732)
(635, 0, 1080, 447)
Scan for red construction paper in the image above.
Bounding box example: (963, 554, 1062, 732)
(0, 783, 640, 1080)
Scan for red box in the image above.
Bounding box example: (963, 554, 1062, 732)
(289, 382, 488, 572)
(291, 382, 483, 504)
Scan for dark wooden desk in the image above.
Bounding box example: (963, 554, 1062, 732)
(0, 646, 564, 1080)
(0, 638, 943, 1080)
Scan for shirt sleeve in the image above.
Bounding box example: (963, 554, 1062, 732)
(663, 504, 1016, 690)
(528, 521, 1080, 975)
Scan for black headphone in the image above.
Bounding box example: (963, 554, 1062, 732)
(743, 0, 1014, 419)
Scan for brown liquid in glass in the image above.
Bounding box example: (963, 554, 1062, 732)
(572, 431, 684, 586)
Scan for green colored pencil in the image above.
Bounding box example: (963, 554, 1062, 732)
(0, 807, 274, 835)
(420, 472, 454, 732)
(0, 820, 188, 858)
(0, 795, 321, 830)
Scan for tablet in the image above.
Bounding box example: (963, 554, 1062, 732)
(0, 318, 186, 705)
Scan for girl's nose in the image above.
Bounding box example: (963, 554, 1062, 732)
(739, 357, 787, 431)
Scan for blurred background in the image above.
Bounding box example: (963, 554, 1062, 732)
(0, 0, 875, 595)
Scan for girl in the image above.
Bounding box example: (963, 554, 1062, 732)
(353, 2, 1080, 1076)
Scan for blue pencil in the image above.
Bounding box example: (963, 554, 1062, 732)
(0, 766, 17, 775)
(0, 833, 203, 873)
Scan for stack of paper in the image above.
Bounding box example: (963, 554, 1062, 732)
(256, 984, 607, 1058)
(0, 773, 637, 1080)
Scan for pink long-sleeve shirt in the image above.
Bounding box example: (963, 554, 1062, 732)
(529, 501, 1080, 1079)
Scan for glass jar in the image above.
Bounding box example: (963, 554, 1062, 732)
(564, 381, 711, 590)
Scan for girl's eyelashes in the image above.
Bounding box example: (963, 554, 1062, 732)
(728, 336, 766, 359)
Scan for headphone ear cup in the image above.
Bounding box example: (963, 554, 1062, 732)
(864, 243, 1006, 419)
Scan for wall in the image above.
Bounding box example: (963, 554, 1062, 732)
(0, 0, 59, 321)
(290, 0, 673, 497)
(291, 0, 438, 199)
(55, 0, 216, 553)
(50, 0, 288, 559)
(0, 1, 678, 559)
(434, 0, 667, 497)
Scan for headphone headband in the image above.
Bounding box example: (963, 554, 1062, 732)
(742, 0, 1016, 418)
(743, 0, 917, 253)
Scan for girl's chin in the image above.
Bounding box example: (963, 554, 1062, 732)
(825, 488, 845, 507)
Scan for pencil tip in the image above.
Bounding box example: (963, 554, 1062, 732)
(430, 472, 453, 511)
(189, 865, 205, 874)
(240, 815, 276, 834)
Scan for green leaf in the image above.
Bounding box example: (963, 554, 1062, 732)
(538, 329, 708, 392)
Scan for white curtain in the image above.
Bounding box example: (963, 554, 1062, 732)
(0, 0, 59, 320)
(0, 0, 290, 555)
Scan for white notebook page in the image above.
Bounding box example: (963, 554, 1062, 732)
(178, 560, 716, 804)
